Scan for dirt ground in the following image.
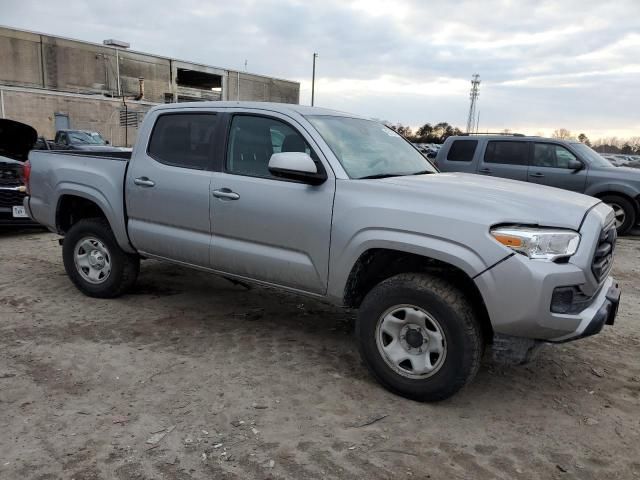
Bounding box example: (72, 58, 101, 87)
(0, 229, 639, 480)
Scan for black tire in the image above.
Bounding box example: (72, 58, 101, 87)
(356, 273, 483, 402)
(601, 195, 636, 235)
(62, 218, 139, 298)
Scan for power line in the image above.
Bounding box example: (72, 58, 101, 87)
(466, 74, 480, 134)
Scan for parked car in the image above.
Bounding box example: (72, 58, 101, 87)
(52, 129, 130, 152)
(25, 102, 620, 401)
(0, 119, 39, 226)
(436, 135, 640, 234)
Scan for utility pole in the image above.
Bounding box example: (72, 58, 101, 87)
(466, 74, 480, 134)
(311, 53, 318, 106)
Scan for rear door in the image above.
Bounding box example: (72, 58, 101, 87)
(527, 142, 587, 193)
(209, 111, 335, 294)
(477, 140, 529, 181)
(125, 111, 219, 266)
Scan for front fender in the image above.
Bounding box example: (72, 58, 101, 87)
(326, 228, 500, 304)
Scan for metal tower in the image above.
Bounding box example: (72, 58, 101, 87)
(466, 74, 480, 134)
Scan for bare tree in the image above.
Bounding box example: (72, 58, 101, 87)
(552, 128, 574, 140)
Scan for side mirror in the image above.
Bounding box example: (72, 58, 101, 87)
(105, 140, 110, 145)
(568, 159, 583, 171)
(268, 152, 326, 185)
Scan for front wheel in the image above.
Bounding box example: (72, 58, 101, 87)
(62, 218, 139, 298)
(356, 273, 483, 402)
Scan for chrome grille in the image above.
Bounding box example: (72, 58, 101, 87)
(592, 224, 616, 282)
(0, 189, 25, 208)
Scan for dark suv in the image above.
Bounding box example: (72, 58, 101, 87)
(435, 135, 640, 234)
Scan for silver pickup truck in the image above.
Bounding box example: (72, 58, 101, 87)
(24, 102, 621, 401)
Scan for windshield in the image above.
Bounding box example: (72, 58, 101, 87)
(571, 143, 613, 168)
(306, 116, 436, 179)
(68, 131, 107, 145)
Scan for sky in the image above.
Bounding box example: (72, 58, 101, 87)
(2, 0, 639, 140)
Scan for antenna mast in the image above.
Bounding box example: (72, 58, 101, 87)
(466, 74, 481, 134)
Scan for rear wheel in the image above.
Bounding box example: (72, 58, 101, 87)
(62, 218, 139, 298)
(356, 273, 483, 402)
(601, 195, 635, 235)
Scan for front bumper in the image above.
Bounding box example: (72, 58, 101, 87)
(475, 202, 620, 343)
(551, 279, 620, 342)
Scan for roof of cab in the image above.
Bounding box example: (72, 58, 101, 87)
(150, 101, 365, 119)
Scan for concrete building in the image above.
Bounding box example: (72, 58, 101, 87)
(0, 26, 300, 146)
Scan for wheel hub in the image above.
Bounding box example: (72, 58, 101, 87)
(74, 236, 112, 285)
(88, 250, 106, 269)
(376, 305, 447, 379)
(399, 324, 431, 354)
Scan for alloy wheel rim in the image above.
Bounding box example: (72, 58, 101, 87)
(375, 304, 447, 379)
(74, 236, 112, 284)
(608, 203, 625, 229)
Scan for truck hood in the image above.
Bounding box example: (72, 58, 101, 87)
(592, 165, 640, 181)
(378, 172, 600, 230)
(0, 119, 37, 161)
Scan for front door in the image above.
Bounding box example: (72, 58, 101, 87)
(527, 142, 588, 193)
(125, 112, 219, 266)
(210, 113, 335, 294)
(477, 140, 530, 181)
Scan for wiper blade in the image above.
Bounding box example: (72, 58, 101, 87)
(358, 173, 405, 179)
(358, 170, 434, 180)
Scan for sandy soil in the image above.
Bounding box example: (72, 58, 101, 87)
(0, 229, 639, 480)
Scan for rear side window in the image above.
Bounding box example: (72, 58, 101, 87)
(484, 141, 529, 165)
(447, 140, 477, 162)
(148, 113, 217, 169)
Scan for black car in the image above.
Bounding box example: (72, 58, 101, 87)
(0, 119, 38, 226)
(52, 129, 130, 153)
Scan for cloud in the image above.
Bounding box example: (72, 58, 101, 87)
(1, 0, 638, 139)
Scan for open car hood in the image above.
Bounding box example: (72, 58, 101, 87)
(0, 119, 37, 162)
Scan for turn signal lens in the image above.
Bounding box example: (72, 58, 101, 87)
(492, 234, 524, 248)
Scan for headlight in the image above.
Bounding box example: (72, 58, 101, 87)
(490, 226, 580, 261)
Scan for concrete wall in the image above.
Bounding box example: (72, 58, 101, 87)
(0, 26, 300, 147)
(0, 28, 43, 88)
(1, 88, 152, 147)
(0, 26, 299, 104)
(226, 71, 299, 104)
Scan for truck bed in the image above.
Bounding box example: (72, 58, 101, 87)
(27, 149, 133, 252)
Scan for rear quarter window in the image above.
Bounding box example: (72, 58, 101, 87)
(447, 140, 478, 162)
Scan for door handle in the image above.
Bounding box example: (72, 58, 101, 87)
(478, 168, 492, 174)
(212, 188, 240, 200)
(529, 172, 545, 178)
(134, 177, 155, 187)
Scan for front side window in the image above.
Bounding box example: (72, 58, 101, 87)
(148, 113, 217, 170)
(227, 115, 314, 179)
(533, 143, 578, 168)
(484, 141, 529, 166)
(447, 140, 477, 162)
(306, 116, 435, 179)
